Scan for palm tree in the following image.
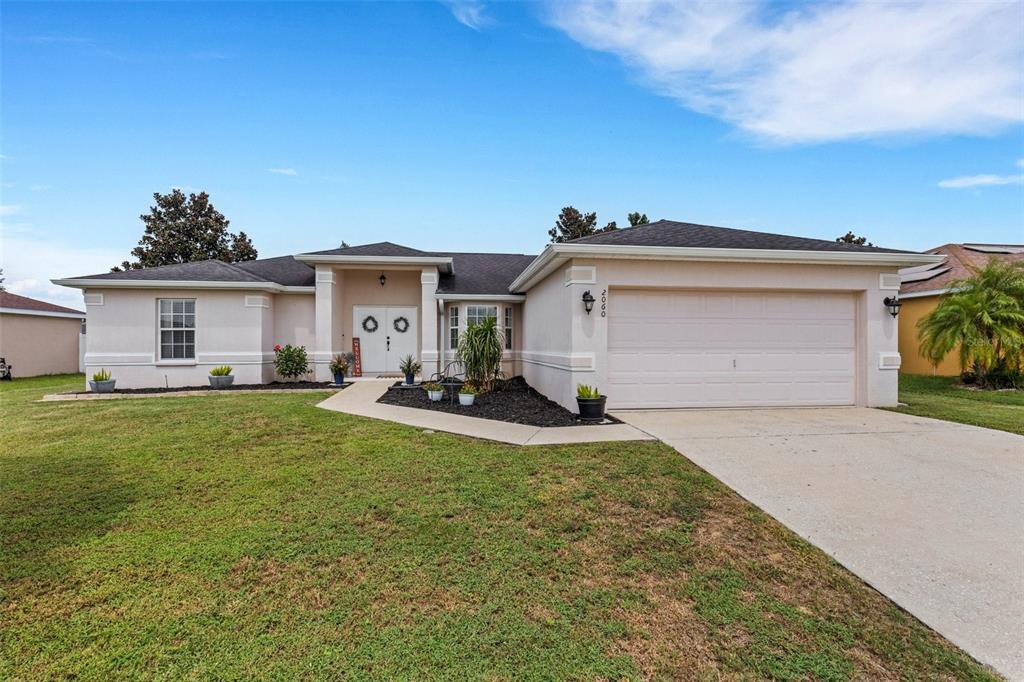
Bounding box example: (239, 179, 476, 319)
(917, 258, 1024, 386)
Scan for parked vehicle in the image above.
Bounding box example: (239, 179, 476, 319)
(576, 383, 606, 424)
(424, 382, 444, 402)
(89, 368, 116, 393)
(399, 355, 421, 385)
(208, 365, 234, 388)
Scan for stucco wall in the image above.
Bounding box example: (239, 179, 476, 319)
(337, 269, 423, 356)
(82, 288, 313, 389)
(0, 313, 83, 377)
(522, 258, 902, 411)
(898, 295, 961, 376)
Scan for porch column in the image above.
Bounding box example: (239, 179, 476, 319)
(420, 266, 440, 376)
(313, 265, 335, 381)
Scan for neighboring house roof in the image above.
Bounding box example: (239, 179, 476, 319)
(568, 219, 909, 254)
(0, 291, 85, 317)
(900, 243, 1024, 296)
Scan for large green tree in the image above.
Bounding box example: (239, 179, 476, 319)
(917, 258, 1024, 386)
(627, 212, 649, 226)
(112, 190, 257, 271)
(836, 231, 873, 246)
(548, 206, 618, 243)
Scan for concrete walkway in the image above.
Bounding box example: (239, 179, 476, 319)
(316, 380, 653, 446)
(615, 407, 1024, 680)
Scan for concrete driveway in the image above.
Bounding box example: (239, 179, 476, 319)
(614, 407, 1024, 679)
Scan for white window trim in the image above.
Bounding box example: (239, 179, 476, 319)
(157, 298, 197, 363)
(465, 304, 498, 328)
(448, 305, 460, 350)
(503, 306, 513, 350)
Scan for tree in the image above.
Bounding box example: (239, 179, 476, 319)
(340, 240, 351, 249)
(917, 259, 1024, 387)
(548, 206, 617, 243)
(112, 189, 257, 271)
(836, 231, 873, 246)
(628, 212, 649, 226)
(0, 268, 5, 291)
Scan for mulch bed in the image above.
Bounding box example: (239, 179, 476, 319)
(376, 376, 618, 428)
(72, 381, 343, 395)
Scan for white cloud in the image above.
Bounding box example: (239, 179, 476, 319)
(0, 204, 22, 216)
(0, 233, 124, 309)
(938, 174, 1024, 189)
(442, 0, 491, 30)
(267, 168, 298, 176)
(546, 0, 1024, 143)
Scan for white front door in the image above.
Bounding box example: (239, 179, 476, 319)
(607, 290, 856, 408)
(353, 306, 418, 374)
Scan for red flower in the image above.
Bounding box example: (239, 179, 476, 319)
(274, 344, 282, 352)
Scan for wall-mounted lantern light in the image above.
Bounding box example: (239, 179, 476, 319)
(883, 295, 902, 318)
(582, 290, 596, 315)
(379, 273, 387, 287)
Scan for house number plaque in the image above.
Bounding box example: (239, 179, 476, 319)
(600, 289, 607, 317)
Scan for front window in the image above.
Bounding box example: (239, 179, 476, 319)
(159, 299, 196, 360)
(504, 306, 513, 350)
(466, 305, 497, 328)
(448, 305, 459, 350)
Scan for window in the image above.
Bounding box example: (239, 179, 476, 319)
(466, 305, 497, 328)
(448, 305, 459, 350)
(159, 299, 196, 360)
(504, 306, 513, 350)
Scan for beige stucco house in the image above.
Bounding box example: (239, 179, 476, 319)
(0, 291, 86, 377)
(54, 220, 941, 410)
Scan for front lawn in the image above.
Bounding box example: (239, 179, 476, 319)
(0, 375, 995, 680)
(889, 373, 1024, 435)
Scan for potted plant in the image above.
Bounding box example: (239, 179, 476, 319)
(329, 354, 352, 385)
(458, 382, 477, 406)
(424, 382, 444, 402)
(208, 365, 234, 388)
(89, 368, 116, 393)
(399, 355, 421, 385)
(576, 383, 606, 424)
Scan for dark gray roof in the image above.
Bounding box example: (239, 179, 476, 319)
(568, 220, 909, 253)
(233, 256, 314, 286)
(302, 241, 434, 257)
(73, 259, 270, 282)
(438, 253, 537, 296)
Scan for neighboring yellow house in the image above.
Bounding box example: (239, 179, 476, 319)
(898, 243, 1024, 375)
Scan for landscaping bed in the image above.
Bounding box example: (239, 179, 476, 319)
(69, 380, 343, 395)
(377, 376, 616, 427)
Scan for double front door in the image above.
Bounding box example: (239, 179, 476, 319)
(352, 306, 418, 374)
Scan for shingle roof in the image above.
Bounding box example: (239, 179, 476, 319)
(568, 219, 909, 253)
(900, 243, 1024, 295)
(438, 253, 537, 296)
(233, 256, 315, 286)
(72, 259, 270, 283)
(0, 291, 84, 315)
(302, 241, 434, 257)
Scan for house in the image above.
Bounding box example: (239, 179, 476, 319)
(897, 243, 1024, 375)
(0, 291, 86, 377)
(54, 220, 941, 410)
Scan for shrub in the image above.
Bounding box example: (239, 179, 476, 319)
(91, 368, 112, 382)
(399, 355, 421, 376)
(329, 353, 353, 375)
(423, 382, 443, 392)
(273, 343, 309, 379)
(459, 382, 477, 395)
(577, 384, 601, 399)
(209, 365, 232, 376)
(457, 317, 503, 392)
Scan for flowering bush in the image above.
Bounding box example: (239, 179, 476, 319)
(273, 344, 309, 379)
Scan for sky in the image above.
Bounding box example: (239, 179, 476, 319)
(2, 0, 1023, 308)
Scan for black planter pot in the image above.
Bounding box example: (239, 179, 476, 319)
(405, 373, 415, 385)
(576, 396, 607, 424)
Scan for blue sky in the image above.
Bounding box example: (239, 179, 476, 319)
(2, 0, 1023, 307)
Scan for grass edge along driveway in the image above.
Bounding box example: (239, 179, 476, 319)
(887, 373, 1024, 435)
(0, 375, 999, 680)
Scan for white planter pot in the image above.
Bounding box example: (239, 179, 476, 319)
(427, 390, 443, 402)
(458, 393, 475, 406)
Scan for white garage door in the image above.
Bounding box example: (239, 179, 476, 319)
(607, 290, 856, 408)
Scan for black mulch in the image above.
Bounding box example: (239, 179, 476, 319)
(376, 376, 618, 428)
(74, 381, 345, 395)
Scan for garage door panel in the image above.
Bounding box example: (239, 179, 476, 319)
(607, 290, 856, 408)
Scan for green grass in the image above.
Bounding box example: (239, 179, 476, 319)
(0, 375, 998, 680)
(888, 374, 1024, 435)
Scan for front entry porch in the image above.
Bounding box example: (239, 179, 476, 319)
(352, 305, 418, 374)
